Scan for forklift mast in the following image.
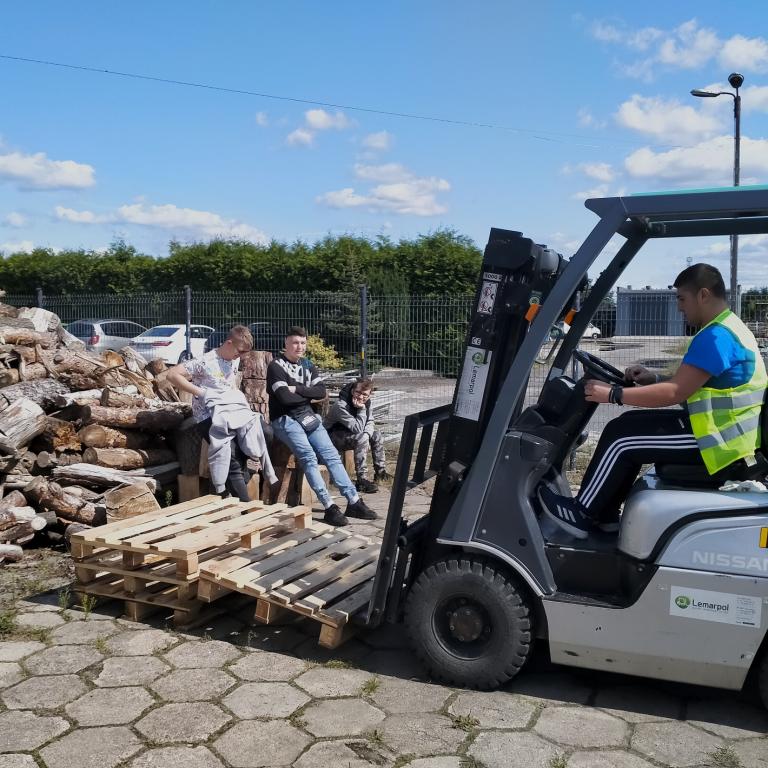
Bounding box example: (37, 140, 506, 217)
(423, 229, 567, 546)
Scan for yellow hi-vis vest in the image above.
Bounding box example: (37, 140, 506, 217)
(687, 309, 767, 474)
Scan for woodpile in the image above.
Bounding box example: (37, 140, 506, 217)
(0, 302, 193, 564)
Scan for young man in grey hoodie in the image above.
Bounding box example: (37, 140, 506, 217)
(325, 378, 388, 493)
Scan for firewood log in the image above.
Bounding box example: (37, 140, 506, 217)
(0, 378, 70, 412)
(52, 463, 162, 492)
(0, 544, 23, 562)
(99, 388, 149, 408)
(0, 491, 28, 511)
(152, 370, 180, 402)
(240, 350, 273, 379)
(0, 398, 47, 454)
(80, 404, 184, 431)
(0, 506, 39, 531)
(17, 307, 59, 333)
(0, 303, 19, 319)
(32, 417, 82, 453)
(105, 482, 160, 522)
(82, 447, 177, 470)
(144, 359, 167, 376)
(78, 424, 153, 449)
(0, 328, 56, 347)
(17, 361, 48, 383)
(22, 476, 104, 526)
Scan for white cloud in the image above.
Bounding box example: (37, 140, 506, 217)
(0, 150, 95, 190)
(2, 212, 27, 227)
(0, 240, 34, 253)
(318, 164, 450, 216)
(305, 109, 351, 131)
(255, 111, 269, 127)
(743, 85, 768, 113)
(590, 18, 768, 79)
(720, 35, 768, 71)
(580, 163, 615, 182)
(362, 131, 393, 151)
(286, 128, 314, 147)
(615, 95, 723, 144)
(54, 201, 267, 243)
(624, 135, 768, 185)
(55, 205, 104, 224)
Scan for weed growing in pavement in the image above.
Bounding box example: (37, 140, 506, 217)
(365, 729, 385, 745)
(0, 609, 17, 636)
(324, 658, 351, 669)
(459, 758, 486, 768)
(79, 594, 97, 619)
(708, 746, 743, 768)
(548, 754, 568, 768)
(360, 677, 381, 696)
(392, 756, 417, 768)
(93, 636, 109, 654)
(451, 713, 480, 731)
(58, 586, 72, 619)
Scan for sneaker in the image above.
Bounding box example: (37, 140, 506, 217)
(537, 485, 591, 540)
(355, 477, 379, 494)
(374, 469, 391, 482)
(346, 498, 378, 520)
(323, 504, 349, 527)
(596, 520, 620, 534)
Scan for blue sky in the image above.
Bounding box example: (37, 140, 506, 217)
(2, 1, 768, 287)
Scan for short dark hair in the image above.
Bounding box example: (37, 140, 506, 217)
(353, 377, 374, 392)
(673, 263, 726, 299)
(286, 325, 308, 338)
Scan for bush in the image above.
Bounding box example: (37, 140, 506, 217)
(306, 335, 345, 370)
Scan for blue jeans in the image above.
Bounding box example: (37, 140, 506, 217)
(272, 416, 358, 507)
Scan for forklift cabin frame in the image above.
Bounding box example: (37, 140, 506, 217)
(367, 186, 768, 627)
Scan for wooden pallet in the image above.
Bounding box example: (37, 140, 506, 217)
(198, 526, 379, 648)
(70, 494, 312, 625)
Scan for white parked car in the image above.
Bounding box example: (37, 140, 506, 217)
(559, 321, 602, 340)
(129, 324, 215, 364)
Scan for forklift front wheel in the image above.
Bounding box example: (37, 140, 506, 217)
(759, 652, 768, 710)
(404, 556, 532, 690)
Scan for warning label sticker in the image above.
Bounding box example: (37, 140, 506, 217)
(454, 346, 492, 421)
(477, 281, 498, 315)
(669, 585, 762, 628)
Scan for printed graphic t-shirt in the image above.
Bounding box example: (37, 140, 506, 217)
(182, 350, 240, 422)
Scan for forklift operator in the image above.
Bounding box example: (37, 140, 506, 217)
(539, 263, 768, 539)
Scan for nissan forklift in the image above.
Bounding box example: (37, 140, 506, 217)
(363, 186, 768, 707)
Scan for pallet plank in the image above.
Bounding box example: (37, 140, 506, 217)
(290, 560, 379, 615)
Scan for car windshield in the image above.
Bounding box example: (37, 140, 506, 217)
(139, 327, 179, 338)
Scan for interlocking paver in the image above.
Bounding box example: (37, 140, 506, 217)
(535, 705, 629, 747)
(294, 666, 373, 697)
(686, 697, 768, 739)
(293, 740, 390, 768)
(302, 697, 385, 737)
(135, 702, 231, 743)
(14, 611, 65, 629)
(568, 752, 656, 768)
(40, 725, 142, 768)
(50, 619, 119, 644)
(733, 738, 768, 768)
(2, 673, 86, 709)
(151, 668, 235, 702)
(222, 681, 309, 718)
(0, 663, 23, 689)
(105, 628, 178, 656)
(0, 754, 38, 768)
(163, 640, 241, 668)
(127, 745, 226, 768)
(407, 759, 465, 768)
(65, 686, 155, 725)
(381, 713, 466, 757)
(370, 676, 451, 714)
(468, 731, 560, 768)
(450, 690, 537, 729)
(594, 685, 681, 723)
(23, 643, 103, 675)
(229, 649, 308, 681)
(95, 655, 170, 687)
(0, 710, 69, 751)
(213, 720, 310, 767)
(0, 641, 44, 661)
(632, 721, 723, 767)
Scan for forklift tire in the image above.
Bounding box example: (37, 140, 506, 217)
(404, 556, 532, 690)
(759, 653, 768, 710)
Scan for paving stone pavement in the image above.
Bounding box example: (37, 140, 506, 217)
(0, 486, 765, 767)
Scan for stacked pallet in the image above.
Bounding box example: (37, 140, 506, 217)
(70, 494, 312, 626)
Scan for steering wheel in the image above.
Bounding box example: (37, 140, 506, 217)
(572, 349, 626, 385)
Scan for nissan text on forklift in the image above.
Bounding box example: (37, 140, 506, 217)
(363, 186, 768, 708)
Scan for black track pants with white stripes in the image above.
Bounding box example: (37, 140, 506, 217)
(577, 408, 702, 523)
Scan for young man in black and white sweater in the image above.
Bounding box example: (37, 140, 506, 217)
(267, 326, 375, 527)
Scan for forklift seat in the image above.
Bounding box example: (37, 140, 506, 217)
(654, 389, 768, 488)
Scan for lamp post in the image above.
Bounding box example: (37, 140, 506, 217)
(691, 72, 744, 316)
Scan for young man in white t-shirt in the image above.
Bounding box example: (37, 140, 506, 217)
(167, 325, 254, 500)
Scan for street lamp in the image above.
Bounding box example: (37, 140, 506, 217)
(691, 73, 744, 315)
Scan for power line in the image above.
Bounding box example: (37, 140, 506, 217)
(0, 53, 680, 150)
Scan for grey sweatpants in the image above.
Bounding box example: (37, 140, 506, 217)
(328, 428, 386, 480)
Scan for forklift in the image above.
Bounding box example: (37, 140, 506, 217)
(363, 187, 768, 707)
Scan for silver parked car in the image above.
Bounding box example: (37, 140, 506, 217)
(68, 319, 148, 354)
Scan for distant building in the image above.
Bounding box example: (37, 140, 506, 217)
(615, 287, 685, 336)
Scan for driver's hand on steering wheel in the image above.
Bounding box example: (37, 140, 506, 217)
(584, 379, 611, 403)
(624, 365, 656, 385)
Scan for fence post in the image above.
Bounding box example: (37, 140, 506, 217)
(184, 285, 192, 357)
(35, 287, 44, 308)
(359, 284, 368, 377)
